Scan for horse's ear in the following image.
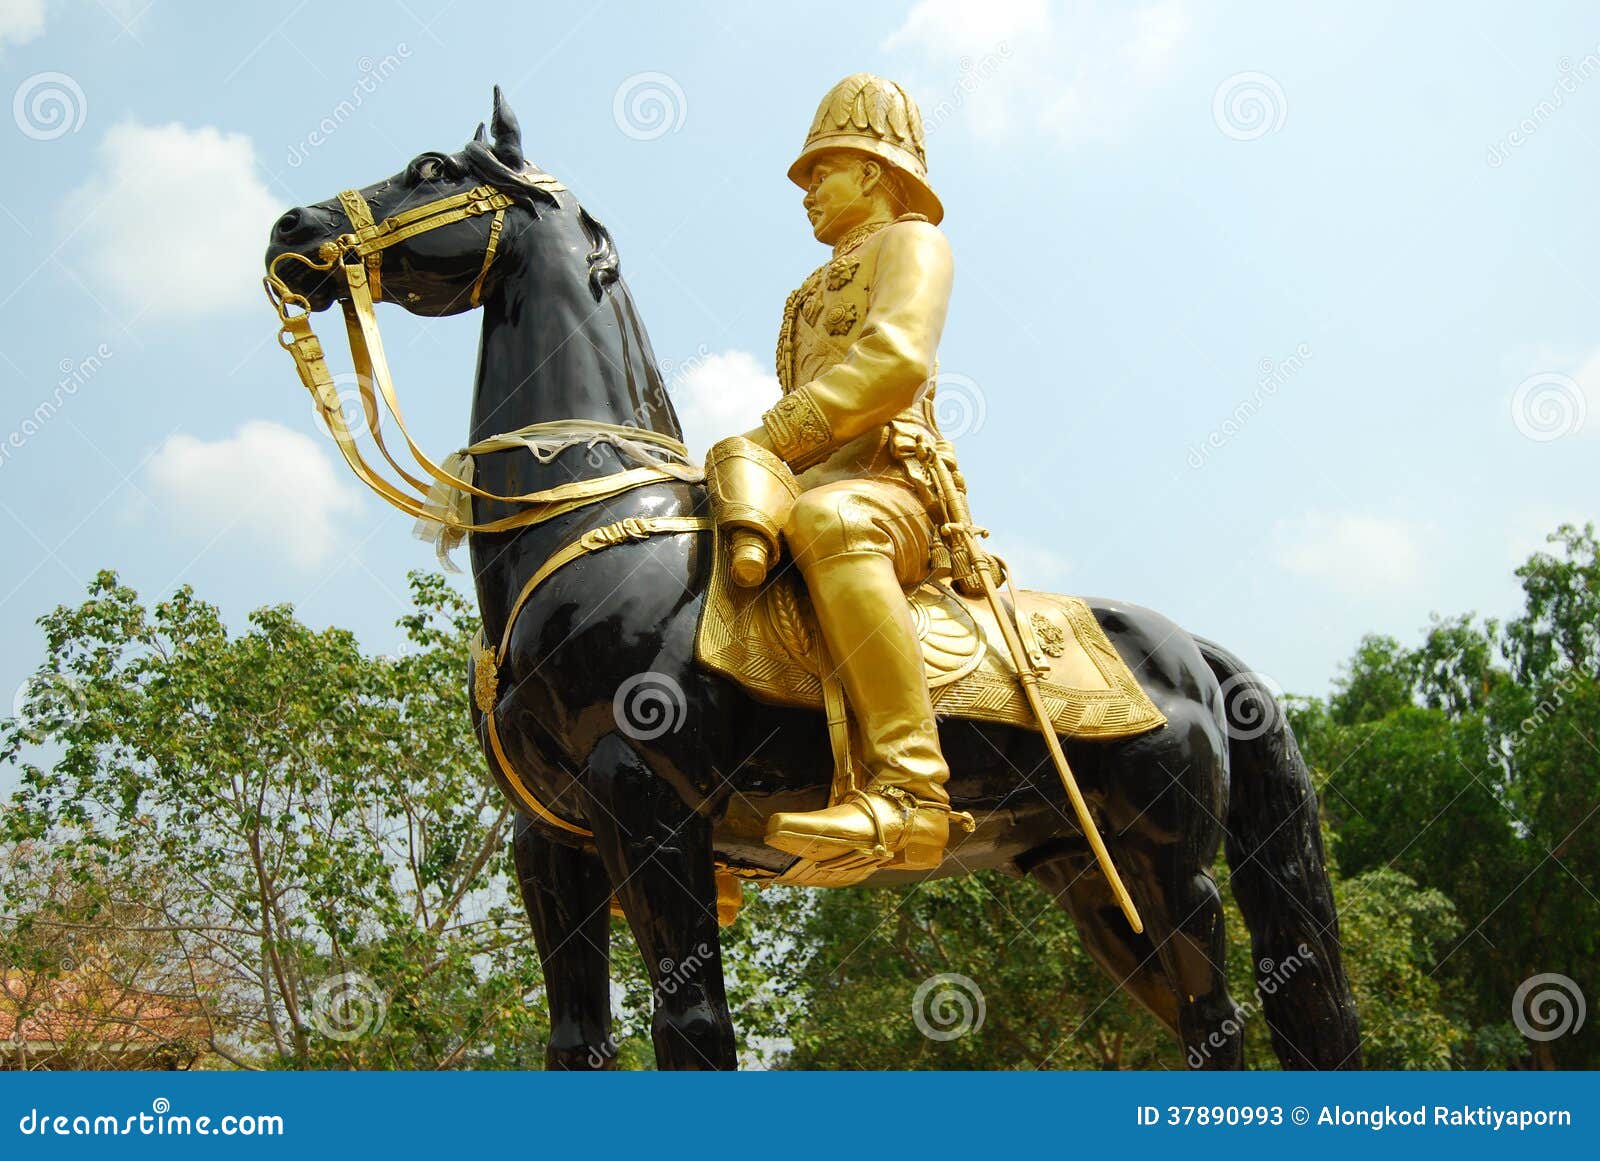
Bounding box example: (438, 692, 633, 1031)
(491, 84, 524, 169)
(473, 121, 487, 144)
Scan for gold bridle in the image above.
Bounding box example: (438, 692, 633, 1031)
(262, 180, 695, 536)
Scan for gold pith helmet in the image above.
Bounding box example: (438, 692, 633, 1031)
(788, 73, 944, 225)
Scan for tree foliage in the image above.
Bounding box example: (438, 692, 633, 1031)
(1291, 524, 1599, 1068)
(2, 573, 549, 1068)
(4, 525, 1595, 1069)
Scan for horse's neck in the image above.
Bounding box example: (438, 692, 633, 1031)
(465, 209, 690, 620)
(469, 215, 680, 470)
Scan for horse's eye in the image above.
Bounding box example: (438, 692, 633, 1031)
(411, 156, 446, 182)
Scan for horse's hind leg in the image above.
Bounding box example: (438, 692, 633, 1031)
(582, 733, 736, 1070)
(1128, 836, 1245, 1069)
(1076, 740, 1241, 1067)
(513, 815, 616, 1069)
(1028, 852, 1181, 1040)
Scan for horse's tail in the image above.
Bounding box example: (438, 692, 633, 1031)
(1196, 636, 1362, 1069)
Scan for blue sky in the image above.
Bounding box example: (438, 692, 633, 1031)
(1, 0, 1595, 782)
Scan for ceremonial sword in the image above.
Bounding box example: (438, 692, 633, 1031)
(917, 438, 1145, 933)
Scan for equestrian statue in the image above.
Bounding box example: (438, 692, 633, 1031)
(262, 78, 1361, 1070)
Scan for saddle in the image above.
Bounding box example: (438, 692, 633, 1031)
(694, 525, 1166, 749)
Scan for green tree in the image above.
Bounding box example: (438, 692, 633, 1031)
(2, 572, 549, 1068)
(1294, 524, 1599, 1068)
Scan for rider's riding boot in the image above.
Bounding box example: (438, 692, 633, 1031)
(764, 552, 973, 869)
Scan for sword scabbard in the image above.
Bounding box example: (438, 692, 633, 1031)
(917, 439, 1145, 933)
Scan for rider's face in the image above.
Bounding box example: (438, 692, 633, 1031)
(802, 153, 877, 244)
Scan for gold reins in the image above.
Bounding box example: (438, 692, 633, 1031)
(262, 182, 695, 538)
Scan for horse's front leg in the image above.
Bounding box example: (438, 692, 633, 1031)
(512, 814, 616, 1069)
(582, 732, 736, 1070)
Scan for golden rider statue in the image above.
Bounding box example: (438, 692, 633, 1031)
(739, 74, 968, 871)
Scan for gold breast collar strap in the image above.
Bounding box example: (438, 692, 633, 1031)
(474, 513, 712, 837)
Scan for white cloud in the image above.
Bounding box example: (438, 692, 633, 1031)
(63, 121, 280, 320)
(145, 421, 362, 570)
(0, 0, 47, 50)
(1127, 0, 1188, 81)
(666, 349, 779, 461)
(883, 0, 1051, 59)
(1504, 506, 1592, 572)
(883, 0, 1191, 146)
(1272, 512, 1426, 593)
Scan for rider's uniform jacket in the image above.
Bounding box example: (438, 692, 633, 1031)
(763, 213, 953, 494)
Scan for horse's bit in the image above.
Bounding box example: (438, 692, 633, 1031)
(261, 180, 691, 535)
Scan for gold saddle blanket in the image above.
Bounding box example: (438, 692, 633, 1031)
(694, 529, 1166, 741)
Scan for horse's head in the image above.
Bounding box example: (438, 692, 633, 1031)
(264, 86, 566, 317)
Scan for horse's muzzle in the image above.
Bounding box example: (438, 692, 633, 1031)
(264, 204, 343, 310)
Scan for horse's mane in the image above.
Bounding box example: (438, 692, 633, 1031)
(577, 208, 620, 301)
(460, 139, 619, 302)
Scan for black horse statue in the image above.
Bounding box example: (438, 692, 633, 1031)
(265, 89, 1360, 1071)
